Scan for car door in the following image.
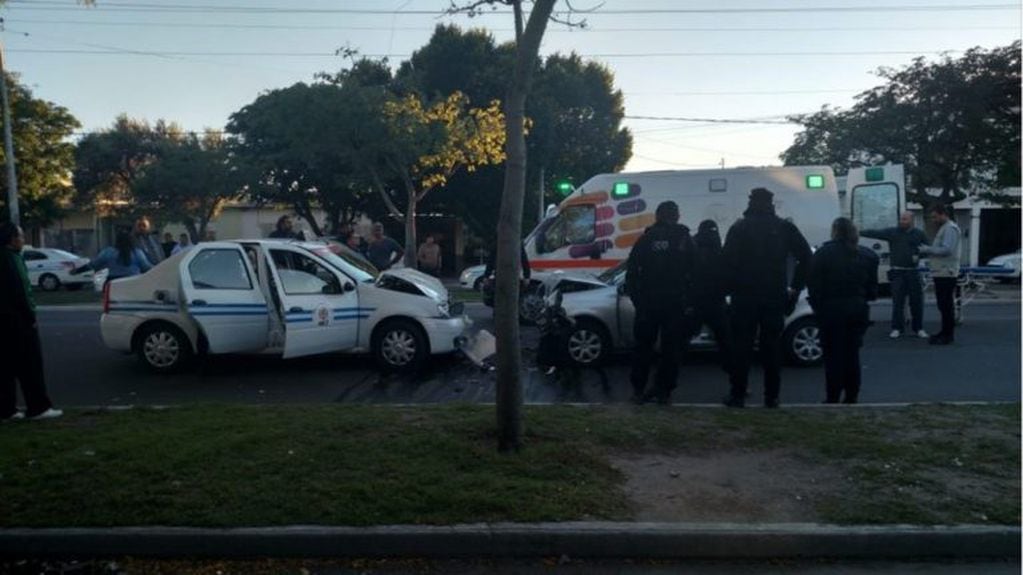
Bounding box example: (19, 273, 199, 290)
(265, 246, 360, 359)
(179, 244, 269, 354)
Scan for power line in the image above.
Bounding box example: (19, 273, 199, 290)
(626, 115, 796, 124)
(6, 48, 970, 59)
(6, 1, 1020, 14)
(625, 89, 860, 96)
(6, 19, 1020, 33)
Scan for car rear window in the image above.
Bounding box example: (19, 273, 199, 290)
(189, 249, 253, 290)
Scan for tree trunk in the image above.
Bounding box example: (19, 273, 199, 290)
(405, 189, 417, 268)
(494, 0, 556, 453)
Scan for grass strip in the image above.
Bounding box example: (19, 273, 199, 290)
(0, 403, 1017, 527)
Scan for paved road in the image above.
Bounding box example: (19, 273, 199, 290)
(36, 297, 1020, 407)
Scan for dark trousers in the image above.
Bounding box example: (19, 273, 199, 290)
(693, 301, 732, 374)
(630, 305, 685, 398)
(890, 269, 924, 332)
(933, 277, 957, 339)
(729, 298, 784, 403)
(818, 301, 868, 404)
(0, 315, 53, 418)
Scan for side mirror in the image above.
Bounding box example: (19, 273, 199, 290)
(343, 282, 355, 293)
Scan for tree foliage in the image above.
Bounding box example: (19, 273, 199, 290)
(0, 73, 81, 230)
(783, 41, 1021, 207)
(133, 132, 250, 242)
(72, 115, 183, 217)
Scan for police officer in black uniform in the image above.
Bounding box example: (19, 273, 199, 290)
(807, 217, 879, 404)
(625, 201, 696, 405)
(721, 188, 812, 408)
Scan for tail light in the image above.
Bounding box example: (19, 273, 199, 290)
(102, 281, 111, 314)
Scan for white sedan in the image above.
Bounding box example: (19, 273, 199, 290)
(459, 264, 487, 291)
(987, 250, 1021, 281)
(100, 240, 469, 373)
(22, 246, 94, 291)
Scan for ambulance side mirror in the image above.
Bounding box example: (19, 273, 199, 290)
(343, 281, 355, 293)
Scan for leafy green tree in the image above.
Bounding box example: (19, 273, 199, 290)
(783, 42, 1021, 208)
(133, 132, 251, 243)
(227, 80, 381, 237)
(0, 73, 80, 231)
(72, 115, 183, 217)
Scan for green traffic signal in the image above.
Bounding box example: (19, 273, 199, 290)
(554, 180, 573, 196)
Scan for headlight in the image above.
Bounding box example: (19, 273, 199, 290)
(460, 270, 472, 282)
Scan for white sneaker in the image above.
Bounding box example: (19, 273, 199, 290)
(29, 408, 63, 420)
(916, 330, 929, 339)
(2, 412, 24, 422)
(889, 330, 901, 339)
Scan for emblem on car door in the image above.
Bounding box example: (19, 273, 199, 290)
(315, 304, 332, 327)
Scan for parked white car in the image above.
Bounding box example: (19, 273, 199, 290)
(986, 249, 1021, 281)
(540, 262, 822, 367)
(22, 246, 94, 291)
(100, 240, 469, 373)
(459, 264, 487, 291)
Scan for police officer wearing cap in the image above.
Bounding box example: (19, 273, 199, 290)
(721, 188, 812, 408)
(625, 201, 696, 404)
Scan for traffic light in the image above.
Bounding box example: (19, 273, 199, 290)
(554, 180, 573, 197)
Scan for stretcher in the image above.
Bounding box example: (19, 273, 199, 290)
(919, 265, 1017, 324)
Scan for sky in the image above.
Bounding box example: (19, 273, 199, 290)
(2, 0, 1020, 173)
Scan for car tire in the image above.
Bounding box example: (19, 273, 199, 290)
(783, 316, 823, 367)
(372, 319, 429, 373)
(39, 273, 61, 292)
(134, 322, 193, 374)
(519, 286, 545, 325)
(473, 276, 484, 292)
(566, 318, 611, 367)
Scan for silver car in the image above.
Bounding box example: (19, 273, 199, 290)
(541, 262, 823, 367)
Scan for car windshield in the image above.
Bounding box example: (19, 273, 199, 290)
(597, 260, 628, 285)
(312, 245, 378, 282)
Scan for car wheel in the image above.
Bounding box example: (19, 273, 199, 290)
(566, 318, 611, 366)
(373, 319, 429, 373)
(39, 273, 61, 292)
(473, 276, 484, 292)
(783, 316, 823, 366)
(519, 288, 545, 325)
(135, 322, 193, 373)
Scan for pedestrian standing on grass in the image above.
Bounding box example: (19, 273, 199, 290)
(0, 222, 62, 421)
(720, 188, 812, 409)
(625, 200, 696, 405)
(808, 218, 879, 404)
(918, 204, 961, 345)
(861, 212, 929, 339)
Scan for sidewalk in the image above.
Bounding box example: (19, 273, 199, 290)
(1, 523, 1018, 560)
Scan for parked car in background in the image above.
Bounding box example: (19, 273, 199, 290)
(986, 249, 1021, 282)
(100, 239, 468, 373)
(22, 246, 94, 291)
(459, 264, 486, 291)
(539, 261, 822, 368)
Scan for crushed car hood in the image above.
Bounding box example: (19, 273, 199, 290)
(380, 268, 448, 301)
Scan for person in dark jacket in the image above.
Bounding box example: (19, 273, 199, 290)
(861, 212, 929, 339)
(807, 218, 879, 404)
(690, 219, 732, 375)
(625, 201, 696, 405)
(269, 215, 306, 241)
(721, 188, 812, 408)
(0, 222, 62, 421)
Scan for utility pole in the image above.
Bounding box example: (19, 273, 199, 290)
(0, 38, 18, 225)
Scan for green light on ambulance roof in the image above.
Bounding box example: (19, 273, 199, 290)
(612, 182, 630, 197)
(554, 180, 574, 196)
(865, 167, 885, 182)
(806, 174, 825, 189)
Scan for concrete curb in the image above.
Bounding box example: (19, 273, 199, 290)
(0, 523, 1017, 560)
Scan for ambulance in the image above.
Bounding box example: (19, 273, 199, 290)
(526, 164, 905, 282)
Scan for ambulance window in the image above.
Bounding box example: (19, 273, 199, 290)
(189, 249, 253, 290)
(851, 183, 899, 232)
(270, 250, 342, 295)
(539, 205, 595, 253)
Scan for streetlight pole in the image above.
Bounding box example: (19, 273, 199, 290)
(0, 40, 18, 225)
